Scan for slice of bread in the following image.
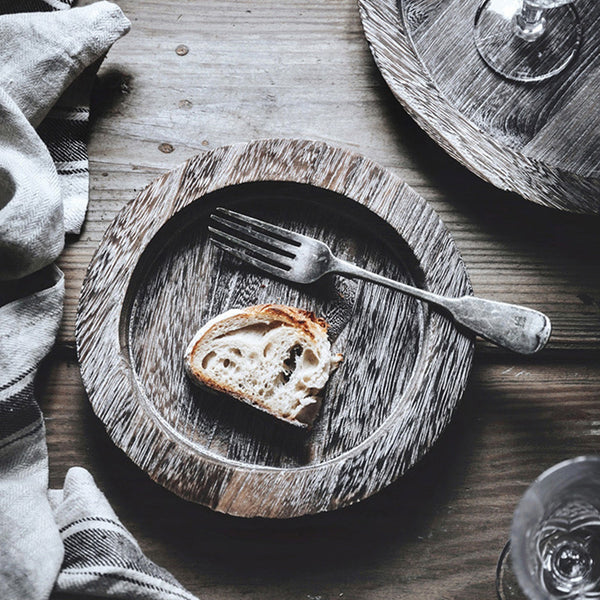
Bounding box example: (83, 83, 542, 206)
(184, 304, 342, 428)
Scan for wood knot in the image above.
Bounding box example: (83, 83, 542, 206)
(175, 44, 189, 56)
(158, 143, 174, 154)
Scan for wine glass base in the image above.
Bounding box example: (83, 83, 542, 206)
(474, 0, 581, 83)
(497, 541, 529, 600)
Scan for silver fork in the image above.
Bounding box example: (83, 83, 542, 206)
(208, 207, 551, 355)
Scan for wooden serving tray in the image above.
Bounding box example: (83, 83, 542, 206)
(358, 0, 600, 213)
(76, 139, 473, 518)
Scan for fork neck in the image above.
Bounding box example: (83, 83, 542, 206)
(330, 257, 443, 306)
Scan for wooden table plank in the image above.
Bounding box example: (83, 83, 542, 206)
(41, 0, 600, 598)
(42, 351, 600, 599)
(55, 0, 600, 351)
(59, 172, 600, 352)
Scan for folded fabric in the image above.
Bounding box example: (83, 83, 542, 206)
(0, 86, 63, 280)
(0, 2, 199, 599)
(0, 267, 65, 600)
(50, 467, 199, 599)
(0, 0, 131, 281)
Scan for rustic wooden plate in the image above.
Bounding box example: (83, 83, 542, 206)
(76, 139, 474, 518)
(358, 0, 600, 213)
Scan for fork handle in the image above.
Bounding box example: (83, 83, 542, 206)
(332, 259, 551, 355)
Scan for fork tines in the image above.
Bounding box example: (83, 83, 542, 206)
(208, 207, 298, 274)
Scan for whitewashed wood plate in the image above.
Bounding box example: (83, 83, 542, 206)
(76, 139, 474, 518)
(358, 0, 600, 213)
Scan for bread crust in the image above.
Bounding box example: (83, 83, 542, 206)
(184, 304, 340, 428)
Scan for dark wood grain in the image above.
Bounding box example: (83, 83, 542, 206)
(41, 350, 600, 600)
(358, 0, 600, 213)
(39, 0, 600, 597)
(75, 139, 474, 517)
(51, 0, 600, 352)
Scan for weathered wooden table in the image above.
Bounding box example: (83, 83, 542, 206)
(47, 1, 600, 598)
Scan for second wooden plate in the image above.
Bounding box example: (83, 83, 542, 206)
(358, 0, 600, 213)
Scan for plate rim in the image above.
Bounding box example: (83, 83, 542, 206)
(76, 138, 474, 517)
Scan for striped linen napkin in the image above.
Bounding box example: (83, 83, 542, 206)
(0, 2, 200, 599)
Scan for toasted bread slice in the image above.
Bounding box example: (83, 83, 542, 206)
(184, 304, 342, 428)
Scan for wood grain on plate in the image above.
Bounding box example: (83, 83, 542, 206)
(358, 0, 600, 213)
(75, 138, 474, 517)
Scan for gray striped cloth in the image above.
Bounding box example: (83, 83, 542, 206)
(0, 2, 200, 599)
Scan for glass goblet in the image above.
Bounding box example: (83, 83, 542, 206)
(497, 456, 600, 600)
(474, 0, 582, 82)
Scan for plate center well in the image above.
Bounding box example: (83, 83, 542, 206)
(125, 182, 426, 469)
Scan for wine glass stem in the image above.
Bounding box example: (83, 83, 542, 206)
(514, 2, 546, 42)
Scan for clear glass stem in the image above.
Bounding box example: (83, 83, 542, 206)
(514, 2, 546, 41)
